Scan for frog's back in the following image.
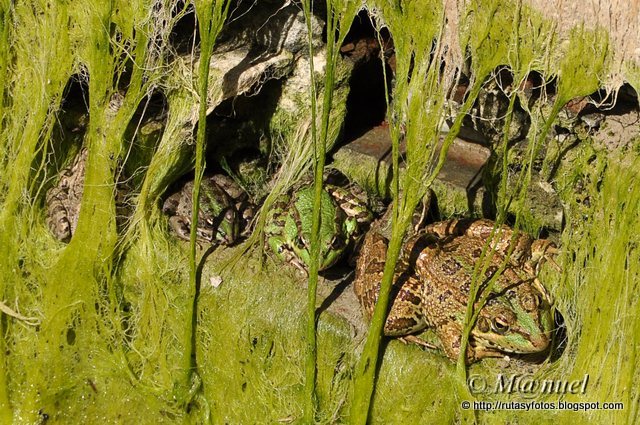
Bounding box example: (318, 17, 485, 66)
(416, 235, 530, 314)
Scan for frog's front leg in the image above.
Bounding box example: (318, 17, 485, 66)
(435, 321, 508, 363)
(168, 216, 191, 241)
(167, 215, 212, 249)
(434, 321, 480, 363)
(265, 232, 308, 276)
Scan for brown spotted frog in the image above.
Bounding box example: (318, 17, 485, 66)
(46, 149, 88, 242)
(45, 148, 131, 242)
(162, 174, 253, 246)
(354, 218, 555, 363)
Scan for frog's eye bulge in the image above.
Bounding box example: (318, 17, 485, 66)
(491, 317, 510, 334)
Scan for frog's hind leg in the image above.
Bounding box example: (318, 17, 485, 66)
(411, 190, 434, 233)
(45, 190, 72, 242)
(529, 240, 561, 273)
(325, 184, 372, 225)
(426, 218, 509, 242)
(382, 274, 428, 338)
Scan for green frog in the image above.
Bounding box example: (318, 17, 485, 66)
(162, 174, 251, 246)
(354, 218, 555, 363)
(265, 183, 372, 273)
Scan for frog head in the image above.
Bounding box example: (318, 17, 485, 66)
(470, 283, 553, 359)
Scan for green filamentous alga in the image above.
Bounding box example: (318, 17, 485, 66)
(0, 1, 637, 424)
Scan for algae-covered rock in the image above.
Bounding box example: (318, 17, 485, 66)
(1, 1, 639, 424)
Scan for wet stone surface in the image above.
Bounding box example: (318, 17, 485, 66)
(332, 124, 566, 229)
(332, 125, 491, 216)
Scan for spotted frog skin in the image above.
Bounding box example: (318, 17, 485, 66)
(46, 149, 88, 242)
(163, 174, 252, 246)
(46, 148, 131, 242)
(354, 218, 555, 363)
(265, 183, 372, 273)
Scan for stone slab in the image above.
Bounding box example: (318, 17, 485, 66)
(335, 124, 490, 191)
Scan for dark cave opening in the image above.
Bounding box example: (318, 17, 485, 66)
(340, 10, 394, 144)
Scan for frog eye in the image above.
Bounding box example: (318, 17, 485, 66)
(295, 236, 305, 249)
(491, 317, 510, 334)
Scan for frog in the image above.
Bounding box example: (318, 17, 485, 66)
(264, 182, 372, 273)
(45, 148, 132, 242)
(46, 148, 88, 242)
(162, 174, 252, 246)
(353, 217, 555, 363)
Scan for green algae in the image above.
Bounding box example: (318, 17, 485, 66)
(0, 2, 75, 421)
(352, 1, 452, 420)
(185, 0, 232, 406)
(547, 152, 640, 424)
(196, 248, 355, 423)
(297, 1, 360, 421)
(0, 0, 638, 424)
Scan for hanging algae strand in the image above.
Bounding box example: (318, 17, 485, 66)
(300, 1, 359, 421)
(351, 2, 458, 422)
(31, 0, 150, 421)
(0, 0, 72, 419)
(453, 0, 607, 384)
(182, 0, 231, 406)
(300, 0, 321, 419)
